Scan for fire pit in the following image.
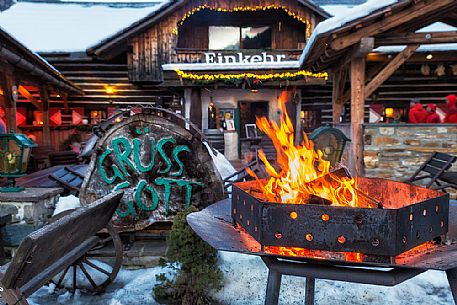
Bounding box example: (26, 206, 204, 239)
(232, 177, 449, 262)
(230, 98, 449, 263)
(188, 99, 456, 305)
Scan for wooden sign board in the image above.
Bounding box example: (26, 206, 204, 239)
(79, 114, 225, 231)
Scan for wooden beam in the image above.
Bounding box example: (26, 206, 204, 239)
(350, 54, 366, 177)
(365, 44, 419, 99)
(190, 88, 202, 129)
(39, 86, 51, 147)
(18, 85, 43, 110)
(63, 93, 69, 112)
(330, 0, 455, 51)
(376, 31, 457, 46)
(0, 72, 16, 132)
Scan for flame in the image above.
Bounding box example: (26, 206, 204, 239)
(264, 246, 363, 263)
(247, 93, 360, 207)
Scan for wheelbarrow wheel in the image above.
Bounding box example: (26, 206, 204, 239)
(52, 222, 123, 294)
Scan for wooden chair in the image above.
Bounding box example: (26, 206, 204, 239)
(408, 152, 457, 189)
(0, 191, 124, 305)
(223, 155, 266, 195)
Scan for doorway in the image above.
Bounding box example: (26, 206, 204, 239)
(238, 101, 269, 138)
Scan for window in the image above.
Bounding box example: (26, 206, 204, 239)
(208, 26, 272, 50)
(242, 27, 272, 49)
(209, 26, 240, 50)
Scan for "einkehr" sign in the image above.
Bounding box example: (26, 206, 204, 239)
(204, 52, 287, 64)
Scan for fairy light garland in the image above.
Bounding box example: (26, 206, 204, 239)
(172, 4, 312, 38)
(175, 69, 328, 83)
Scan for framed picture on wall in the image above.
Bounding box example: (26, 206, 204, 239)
(245, 124, 258, 138)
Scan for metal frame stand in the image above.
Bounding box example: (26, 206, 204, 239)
(262, 257, 430, 305)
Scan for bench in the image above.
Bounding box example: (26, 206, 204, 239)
(49, 151, 80, 167)
(0, 191, 124, 305)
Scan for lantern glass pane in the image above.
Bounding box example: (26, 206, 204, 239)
(21, 147, 31, 172)
(0, 139, 21, 174)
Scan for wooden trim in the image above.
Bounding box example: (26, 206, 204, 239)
(376, 31, 457, 46)
(364, 44, 419, 98)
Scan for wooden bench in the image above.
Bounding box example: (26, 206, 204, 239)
(49, 151, 80, 166)
(0, 191, 124, 305)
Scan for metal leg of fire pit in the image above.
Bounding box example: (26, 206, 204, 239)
(305, 277, 315, 305)
(446, 268, 457, 304)
(262, 256, 424, 305)
(265, 267, 282, 305)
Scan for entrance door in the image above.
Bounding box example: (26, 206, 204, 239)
(238, 101, 269, 138)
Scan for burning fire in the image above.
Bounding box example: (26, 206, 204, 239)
(247, 94, 362, 207)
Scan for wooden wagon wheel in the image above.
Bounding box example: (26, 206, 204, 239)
(51, 222, 123, 294)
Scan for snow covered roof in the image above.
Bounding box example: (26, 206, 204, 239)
(0, 26, 83, 94)
(89, 0, 331, 57)
(300, 0, 401, 66)
(0, 1, 167, 52)
(162, 61, 301, 71)
(300, 0, 457, 70)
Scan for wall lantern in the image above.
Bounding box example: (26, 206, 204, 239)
(309, 125, 351, 167)
(105, 85, 116, 95)
(0, 131, 37, 192)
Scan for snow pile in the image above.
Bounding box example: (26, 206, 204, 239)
(52, 195, 81, 217)
(204, 142, 236, 180)
(28, 251, 453, 305)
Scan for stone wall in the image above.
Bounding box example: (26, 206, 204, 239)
(363, 124, 457, 189)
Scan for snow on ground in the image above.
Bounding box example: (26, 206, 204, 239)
(53, 195, 82, 216)
(28, 251, 453, 305)
(205, 143, 236, 180)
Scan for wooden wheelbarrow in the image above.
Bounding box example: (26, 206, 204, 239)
(0, 191, 124, 305)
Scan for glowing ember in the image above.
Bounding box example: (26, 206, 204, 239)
(264, 246, 364, 263)
(247, 94, 365, 207)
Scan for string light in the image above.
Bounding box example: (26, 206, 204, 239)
(174, 69, 328, 82)
(173, 4, 312, 38)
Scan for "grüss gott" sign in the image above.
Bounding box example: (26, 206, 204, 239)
(80, 114, 224, 232)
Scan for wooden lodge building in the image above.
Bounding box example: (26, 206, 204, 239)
(2, 0, 457, 174)
(0, 0, 330, 160)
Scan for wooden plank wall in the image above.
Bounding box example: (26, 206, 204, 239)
(128, 0, 323, 82)
(42, 53, 172, 106)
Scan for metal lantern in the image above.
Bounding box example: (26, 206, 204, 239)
(309, 125, 351, 166)
(0, 131, 37, 192)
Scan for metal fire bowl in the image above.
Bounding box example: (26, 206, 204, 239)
(231, 178, 449, 257)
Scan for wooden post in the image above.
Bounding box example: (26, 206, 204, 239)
(0, 72, 17, 132)
(332, 66, 347, 125)
(39, 86, 51, 147)
(190, 88, 202, 129)
(350, 54, 366, 177)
